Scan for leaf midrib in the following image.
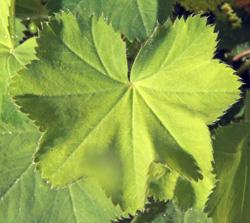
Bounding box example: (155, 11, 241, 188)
(16, 87, 125, 98)
(132, 21, 213, 82)
(46, 23, 124, 85)
(136, 89, 198, 179)
(0, 163, 32, 200)
(49, 88, 128, 181)
(137, 86, 239, 94)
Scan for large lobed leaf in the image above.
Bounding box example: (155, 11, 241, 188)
(0, 1, 122, 222)
(11, 13, 240, 213)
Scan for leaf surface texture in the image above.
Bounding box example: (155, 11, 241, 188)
(46, 0, 158, 40)
(12, 13, 240, 212)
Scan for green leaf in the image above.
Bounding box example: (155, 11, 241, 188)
(12, 13, 240, 213)
(0, 122, 122, 223)
(14, 18, 26, 44)
(16, 0, 48, 20)
(149, 163, 212, 211)
(157, 0, 176, 24)
(0, 37, 37, 123)
(132, 201, 212, 223)
(133, 15, 240, 209)
(0, 0, 13, 48)
(151, 208, 211, 223)
(46, 0, 159, 40)
(178, 0, 223, 11)
(205, 123, 250, 223)
(0, 2, 122, 222)
(245, 92, 250, 122)
(179, 209, 212, 223)
(0, 0, 37, 123)
(148, 163, 179, 202)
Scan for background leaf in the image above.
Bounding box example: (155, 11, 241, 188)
(177, 0, 223, 11)
(46, 0, 159, 40)
(205, 91, 250, 223)
(132, 201, 212, 223)
(16, 0, 48, 20)
(205, 93, 250, 223)
(0, 122, 122, 223)
(205, 122, 250, 223)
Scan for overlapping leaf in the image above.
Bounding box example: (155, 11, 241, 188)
(0, 0, 13, 48)
(150, 206, 212, 223)
(132, 201, 212, 223)
(205, 123, 250, 223)
(0, 0, 37, 124)
(16, 0, 48, 20)
(178, 0, 223, 11)
(149, 163, 211, 211)
(245, 92, 250, 121)
(12, 12, 240, 213)
(46, 0, 159, 40)
(158, 0, 176, 24)
(0, 123, 122, 223)
(205, 94, 250, 223)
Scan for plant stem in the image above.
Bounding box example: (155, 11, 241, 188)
(233, 50, 250, 61)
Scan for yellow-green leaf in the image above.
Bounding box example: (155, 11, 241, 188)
(12, 13, 240, 213)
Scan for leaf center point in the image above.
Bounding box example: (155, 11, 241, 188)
(128, 81, 136, 89)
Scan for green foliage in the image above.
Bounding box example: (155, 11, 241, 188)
(157, 0, 176, 23)
(245, 92, 250, 121)
(0, 0, 246, 222)
(132, 201, 212, 223)
(206, 122, 250, 223)
(46, 0, 176, 40)
(46, 0, 158, 40)
(11, 12, 240, 214)
(14, 18, 26, 43)
(0, 122, 122, 223)
(205, 94, 250, 223)
(0, 0, 13, 48)
(214, 3, 250, 49)
(0, 128, 120, 222)
(0, 1, 123, 222)
(16, 0, 48, 20)
(0, 0, 37, 124)
(178, 0, 223, 11)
